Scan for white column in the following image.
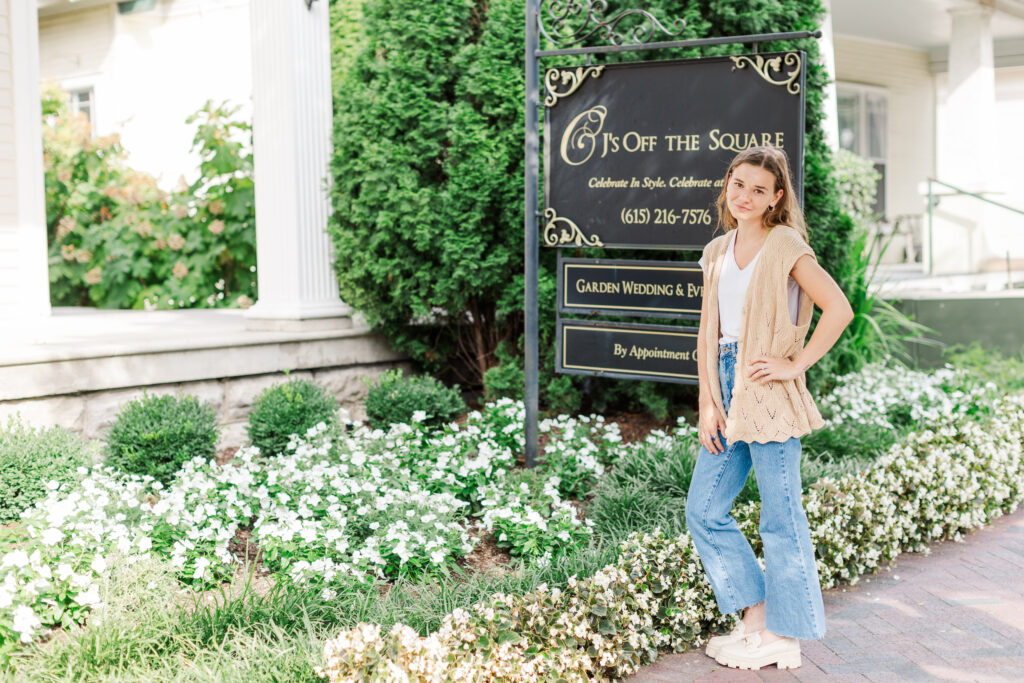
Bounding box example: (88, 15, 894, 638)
(932, 2, 998, 274)
(246, 0, 351, 331)
(941, 2, 996, 189)
(0, 0, 50, 319)
(818, 0, 840, 151)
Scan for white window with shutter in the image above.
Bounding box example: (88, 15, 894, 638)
(837, 82, 889, 218)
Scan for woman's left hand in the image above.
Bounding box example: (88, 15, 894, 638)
(747, 356, 800, 384)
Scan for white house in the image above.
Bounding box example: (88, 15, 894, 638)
(0, 0, 397, 442)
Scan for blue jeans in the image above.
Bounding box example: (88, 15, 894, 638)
(685, 341, 826, 639)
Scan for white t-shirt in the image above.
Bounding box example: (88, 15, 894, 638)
(699, 231, 801, 345)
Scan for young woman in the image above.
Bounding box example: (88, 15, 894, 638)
(686, 146, 854, 670)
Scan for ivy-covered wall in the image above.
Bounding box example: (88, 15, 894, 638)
(328, 0, 851, 413)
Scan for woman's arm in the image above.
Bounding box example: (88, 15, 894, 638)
(697, 269, 727, 453)
(747, 254, 854, 384)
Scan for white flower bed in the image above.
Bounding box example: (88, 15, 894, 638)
(478, 474, 593, 559)
(819, 362, 998, 430)
(0, 399, 630, 646)
(319, 393, 1024, 682)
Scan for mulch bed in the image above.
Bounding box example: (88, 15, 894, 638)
(457, 525, 514, 576)
(604, 411, 676, 444)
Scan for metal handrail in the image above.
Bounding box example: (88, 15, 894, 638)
(926, 177, 1024, 275)
(927, 178, 1024, 216)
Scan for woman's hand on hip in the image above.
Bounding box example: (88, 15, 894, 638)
(698, 404, 728, 455)
(747, 356, 801, 384)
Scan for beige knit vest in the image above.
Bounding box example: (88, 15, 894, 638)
(701, 225, 824, 443)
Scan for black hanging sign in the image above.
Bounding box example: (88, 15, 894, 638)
(558, 256, 702, 319)
(543, 52, 806, 250)
(557, 319, 698, 383)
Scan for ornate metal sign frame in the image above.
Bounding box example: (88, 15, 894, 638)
(522, 0, 822, 465)
(542, 52, 806, 250)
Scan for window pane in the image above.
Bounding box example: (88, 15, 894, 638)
(837, 91, 860, 153)
(872, 162, 886, 218)
(68, 89, 94, 125)
(866, 92, 887, 160)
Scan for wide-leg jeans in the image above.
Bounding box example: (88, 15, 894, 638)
(685, 341, 826, 639)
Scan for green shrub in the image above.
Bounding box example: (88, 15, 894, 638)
(482, 341, 523, 403)
(105, 393, 219, 483)
(246, 379, 339, 456)
(0, 417, 95, 524)
(364, 369, 465, 429)
(945, 342, 1024, 396)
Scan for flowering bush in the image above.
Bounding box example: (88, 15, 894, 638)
(0, 473, 152, 649)
(252, 424, 473, 582)
(41, 83, 256, 310)
(319, 394, 1024, 681)
(538, 414, 622, 498)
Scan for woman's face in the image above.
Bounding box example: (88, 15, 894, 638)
(726, 162, 783, 223)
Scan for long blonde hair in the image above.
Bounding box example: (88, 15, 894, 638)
(714, 146, 809, 242)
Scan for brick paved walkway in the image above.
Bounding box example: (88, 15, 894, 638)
(627, 508, 1024, 682)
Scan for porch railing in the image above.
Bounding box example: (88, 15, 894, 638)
(926, 177, 1024, 277)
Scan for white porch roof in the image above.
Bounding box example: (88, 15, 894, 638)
(831, 0, 1024, 69)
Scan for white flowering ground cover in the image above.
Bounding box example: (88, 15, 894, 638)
(0, 399, 642, 650)
(818, 363, 1000, 431)
(1, 360, 1017, 678)
(319, 387, 1024, 681)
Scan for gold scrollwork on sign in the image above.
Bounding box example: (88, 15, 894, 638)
(544, 65, 606, 107)
(543, 208, 604, 248)
(729, 52, 802, 95)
